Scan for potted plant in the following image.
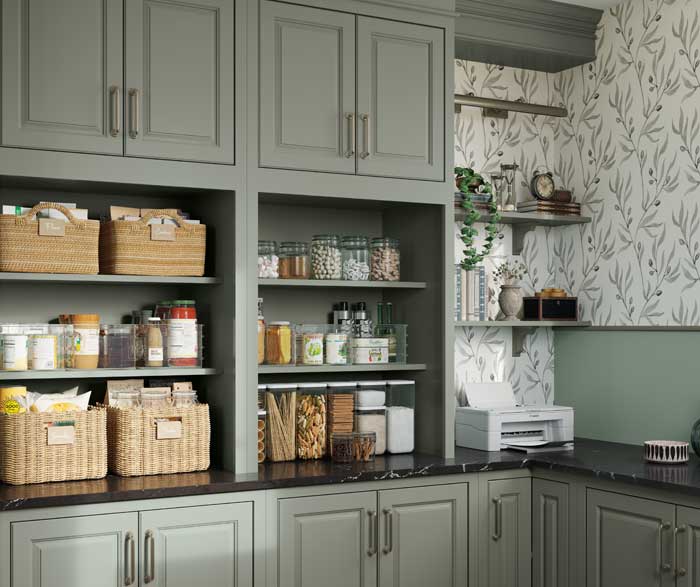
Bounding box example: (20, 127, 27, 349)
(494, 259, 528, 320)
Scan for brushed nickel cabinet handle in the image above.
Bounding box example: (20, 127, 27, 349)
(128, 88, 140, 139)
(360, 114, 370, 159)
(676, 525, 688, 577)
(492, 498, 502, 541)
(124, 532, 135, 586)
(109, 86, 121, 137)
(382, 509, 393, 554)
(346, 113, 356, 158)
(659, 522, 672, 574)
(144, 530, 155, 584)
(367, 510, 377, 557)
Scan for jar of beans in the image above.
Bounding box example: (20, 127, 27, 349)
(258, 240, 279, 278)
(341, 236, 370, 281)
(370, 237, 400, 281)
(279, 242, 310, 279)
(311, 235, 342, 280)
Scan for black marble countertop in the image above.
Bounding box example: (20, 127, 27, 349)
(2, 438, 699, 511)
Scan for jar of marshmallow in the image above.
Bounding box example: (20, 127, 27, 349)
(341, 236, 370, 281)
(258, 240, 279, 279)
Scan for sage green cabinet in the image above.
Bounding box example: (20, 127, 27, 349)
(258, 1, 445, 181)
(486, 478, 532, 587)
(139, 502, 253, 587)
(277, 491, 378, 587)
(677, 506, 700, 587)
(378, 484, 468, 587)
(125, 0, 235, 163)
(586, 489, 676, 587)
(259, 1, 356, 173)
(1, 0, 124, 155)
(356, 17, 444, 181)
(532, 479, 569, 587)
(11, 512, 138, 587)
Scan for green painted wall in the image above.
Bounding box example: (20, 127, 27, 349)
(555, 330, 700, 446)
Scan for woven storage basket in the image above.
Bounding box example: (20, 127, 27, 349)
(107, 404, 210, 477)
(0, 408, 107, 485)
(0, 203, 100, 274)
(100, 209, 206, 276)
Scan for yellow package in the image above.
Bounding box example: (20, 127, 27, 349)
(29, 391, 91, 413)
(0, 386, 27, 414)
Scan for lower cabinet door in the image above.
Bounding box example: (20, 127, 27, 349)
(12, 512, 138, 587)
(378, 484, 468, 587)
(139, 502, 253, 587)
(486, 478, 532, 587)
(277, 491, 378, 587)
(532, 479, 569, 587)
(675, 506, 700, 587)
(586, 489, 676, 587)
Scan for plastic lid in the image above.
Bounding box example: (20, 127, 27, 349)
(355, 406, 386, 413)
(359, 381, 387, 387)
(326, 381, 357, 388)
(148, 317, 162, 323)
(269, 321, 291, 326)
(172, 300, 196, 305)
(266, 383, 296, 391)
(297, 382, 327, 389)
(386, 380, 415, 385)
(257, 384, 268, 391)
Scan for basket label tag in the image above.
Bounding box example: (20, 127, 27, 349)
(156, 418, 182, 439)
(47, 425, 75, 445)
(151, 224, 175, 241)
(39, 218, 66, 237)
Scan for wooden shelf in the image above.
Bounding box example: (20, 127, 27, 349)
(0, 367, 220, 381)
(258, 279, 426, 289)
(258, 363, 427, 375)
(455, 320, 592, 328)
(0, 273, 222, 285)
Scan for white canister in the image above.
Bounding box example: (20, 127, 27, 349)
(351, 338, 389, 365)
(29, 334, 58, 370)
(325, 333, 349, 365)
(301, 333, 324, 365)
(1, 334, 29, 371)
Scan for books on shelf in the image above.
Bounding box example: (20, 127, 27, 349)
(455, 265, 488, 322)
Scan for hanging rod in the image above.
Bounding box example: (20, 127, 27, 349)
(454, 94, 568, 118)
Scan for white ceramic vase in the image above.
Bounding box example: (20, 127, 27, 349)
(499, 284, 523, 320)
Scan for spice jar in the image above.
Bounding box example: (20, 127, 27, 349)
(311, 235, 342, 280)
(279, 242, 310, 279)
(172, 390, 198, 407)
(167, 300, 199, 367)
(355, 406, 386, 455)
(296, 384, 327, 459)
(70, 314, 100, 369)
(370, 237, 400, 281)
(146, 317, 164, 367)
(265, 322, 293, 365)
(341, 236, 370, 281)
(258, 240, 279, 278)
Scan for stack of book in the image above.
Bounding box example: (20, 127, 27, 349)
(516, 200, 581, 216)
(454, 265, 487, 322)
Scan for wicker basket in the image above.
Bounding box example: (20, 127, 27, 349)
(100, 209, 206, 276)
(107, 404, 210, 477)
(0, 408, 107, 485)
(0, 203, 100, 274)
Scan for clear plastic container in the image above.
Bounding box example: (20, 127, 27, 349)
(279, 242, 310, 279)
(140, 389, 170, 409)
(355, 406, 386, 455)
(258, 384, 267, 463)
(265, 322, 294, 365)
(99, 325, 136, 369)
(172, 390, 198, 407)
(326, 382, 356, 455)
(341, 236, 370, 281)
(356, 381, 386, 408)
(258, 240, 279, 278)
(386, 380, 415, 454)
(114, 390, 141, 409)
(296, 383, 327, 459)
(331, 432, 354, 463)
(370, 237, 400, 281)
(311, 234, 342, 280)
(353, 432, 377, 462)
(265, 383, 297, 462)
(325, 332, 350, 365)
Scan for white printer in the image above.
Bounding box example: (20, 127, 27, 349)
(455, 382, 574, 452)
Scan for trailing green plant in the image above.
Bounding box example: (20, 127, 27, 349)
(456, 167, 501, 271)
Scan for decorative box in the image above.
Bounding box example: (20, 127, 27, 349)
(523, 296, 578, 321)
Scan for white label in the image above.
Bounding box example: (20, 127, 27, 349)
(2, 335, 28, 369)
(156, 419, 183, 439)
(148, 348, 164, 361)
(30, 336, 56, 370)
(74, 327, 99, 356)
(47, 426, 75, 446)
(167, 319, 198, 359)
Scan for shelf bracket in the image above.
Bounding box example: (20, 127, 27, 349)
(511, 326, 536, 358)
(512, 224, 536, 256)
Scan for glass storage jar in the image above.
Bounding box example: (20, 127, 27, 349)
(311, 235, 342, 280)
(341, 236, 370, 281)
(370, 237, 400, 281)
(114, 390, 141, 409)
(172, 390, 198, 407)
(140, 389, 170, 409)
(167, 300, 199, 367)
(279, 242, 310, 279)
(258, 240, 279, 279)
(265, 322, 294, 365)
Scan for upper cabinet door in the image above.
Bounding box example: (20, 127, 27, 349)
(259, 1, 356, 174)
(125, 0, 235, 164)
(356, 17, 444, 182)
(1, 0, 124, 154)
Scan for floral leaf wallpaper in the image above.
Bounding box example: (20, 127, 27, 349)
(454, 0, 700, 406)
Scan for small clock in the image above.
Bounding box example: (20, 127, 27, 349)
(530, 171, 555, 201)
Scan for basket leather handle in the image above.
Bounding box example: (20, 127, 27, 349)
(15, 203, 83, 226)
(136, 209, 193, 231)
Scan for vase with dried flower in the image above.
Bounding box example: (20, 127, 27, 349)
(495, 260, 528, 320)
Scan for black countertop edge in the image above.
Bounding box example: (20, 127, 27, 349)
(3, 438, 700, 512)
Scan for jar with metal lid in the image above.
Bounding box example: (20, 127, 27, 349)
(279, 242, 310, 279)
(265, 322, 294, 365)
(311, 234, 342, 280)
(167, 300, 198, 367)
(370, 237, 400, 281)
(258, 240, 279, 278)
(341, 236, 370, 281)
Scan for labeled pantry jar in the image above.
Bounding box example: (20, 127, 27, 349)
(70, 314, 100, 369)
(311, 234, 342, 280)
(279, 242, 310, 279)
(265, 322, 294, 365)
(258, 240, 279, 279)
(341, 236, 370, 281)
(167, 300, 199, 367)
(370, 237, 400, 281)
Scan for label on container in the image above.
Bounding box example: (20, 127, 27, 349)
(2, 335, 28, 370)
(38, 218, 66, 237)
(73, 327, 99, 356)
(151, 224, 176, 241)
(47, 425, 75, 446)
(156, 418, 183, 440)
(29, 335, 57, 370)
(167, 319, 198, 359)
(302, 334, 324, 365)
(148, 347, 164, 362)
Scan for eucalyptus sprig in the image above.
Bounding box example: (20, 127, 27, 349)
(456, 167, 501, 271)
